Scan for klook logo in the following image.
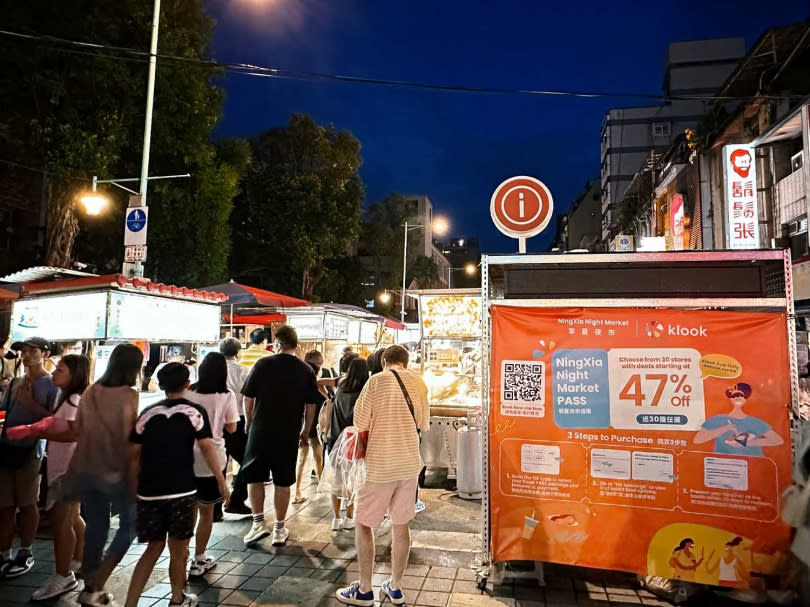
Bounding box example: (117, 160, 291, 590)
(667, 324, 708, 337)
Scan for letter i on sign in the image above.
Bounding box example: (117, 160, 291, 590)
(519, 193, 525, 218)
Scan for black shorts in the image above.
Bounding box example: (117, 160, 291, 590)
(195, 470, 226, 505)
(136, 494, 197, 542)
(241, 432, 298, 487)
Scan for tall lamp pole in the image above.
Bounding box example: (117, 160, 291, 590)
(400, 218, 449, 321)
(123, 0, 161, 278)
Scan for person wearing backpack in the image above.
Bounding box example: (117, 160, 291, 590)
(0, 337, 58, 580)
(335, 345, 429, 607)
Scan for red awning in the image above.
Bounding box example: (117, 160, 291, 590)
(199, 281, 310, 308)
(384, 318, 406, 330)
(22, 274, 227, 303)
(0, 288, 19, 301)
(224, 313, 286, 324)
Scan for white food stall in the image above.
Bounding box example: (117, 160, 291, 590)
(285, 304, 402, 370)
(10, 274, 226, 408)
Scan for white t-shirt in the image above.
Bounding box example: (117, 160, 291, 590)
(47, 392, 81, 485)
(185, 390, 239, 477)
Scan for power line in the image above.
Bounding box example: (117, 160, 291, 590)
(0, 27, 806, 103)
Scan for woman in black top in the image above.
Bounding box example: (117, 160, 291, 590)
(328, 358, 368, 531)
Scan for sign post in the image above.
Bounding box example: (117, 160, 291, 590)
(124, 196, 148, 277)
(490, 176, 554, 253)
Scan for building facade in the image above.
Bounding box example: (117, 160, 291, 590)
(600, 38, 745, 243)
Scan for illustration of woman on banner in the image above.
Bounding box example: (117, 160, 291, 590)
(693, 382, 783, 457)
(669, 538, 704, 581)
(705, 537, 750, 586)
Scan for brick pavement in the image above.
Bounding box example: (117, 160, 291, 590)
(0, 472, 770, 606)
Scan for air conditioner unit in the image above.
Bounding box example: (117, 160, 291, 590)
(792, 151, 804, 172)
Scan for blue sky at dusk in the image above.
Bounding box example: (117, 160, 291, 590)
(208, 1, 808, 253)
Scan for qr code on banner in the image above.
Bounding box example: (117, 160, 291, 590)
(501, 360, 545, 418)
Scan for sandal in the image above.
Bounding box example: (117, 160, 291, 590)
(292, 496, 308, 504)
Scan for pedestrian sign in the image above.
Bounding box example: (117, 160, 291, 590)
(124, 206, 149, 246)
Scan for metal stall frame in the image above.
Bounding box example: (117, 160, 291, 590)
(477, 249, 799, 588)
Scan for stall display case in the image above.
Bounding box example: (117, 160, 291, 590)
(410, 289, 483, 479)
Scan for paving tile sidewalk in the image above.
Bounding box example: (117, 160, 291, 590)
(0, 472, 771, 606)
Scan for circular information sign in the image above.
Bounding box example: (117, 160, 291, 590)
(490, 176, 554, 241)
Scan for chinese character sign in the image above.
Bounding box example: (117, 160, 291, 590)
(723, 145, 759, 249)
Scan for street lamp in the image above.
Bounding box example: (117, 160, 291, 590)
(79, 173, 190, 271)
(378, 291, 392, 304)
(401, 218, 449, 322)
(448, 262, 478, 288)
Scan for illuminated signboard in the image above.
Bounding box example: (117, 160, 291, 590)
(108, 292, 219, 342)
(723, 145, 759, 249)
(670, 193, 685, 250)
(420, 295, 482, 338)
(287, 315, 324, 340)
(11, 292, 108, 341)
(360, 321, 377, 345)
(347, 320, 361, 344)
(324, 314, 349, 340)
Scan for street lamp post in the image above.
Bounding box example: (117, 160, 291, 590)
(447, 263, 478, 288)
(123, 0, 163, 279)
(400, 219, 449, 322)
(81, 174, 191, 272)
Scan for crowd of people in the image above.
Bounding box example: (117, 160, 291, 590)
(0, 326, 431, 607)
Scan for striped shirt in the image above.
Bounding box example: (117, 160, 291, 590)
(239, 345, 273, 369)
(354, 367, 430, 483)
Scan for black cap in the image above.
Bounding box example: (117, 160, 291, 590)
(10, 337, 50, 352)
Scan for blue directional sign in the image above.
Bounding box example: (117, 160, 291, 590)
(124, 206, 149, 246)
(126, 209, 146, 232)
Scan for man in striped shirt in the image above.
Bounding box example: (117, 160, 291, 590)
(238, 329, 273, 369)
(336, 345, 429, 607)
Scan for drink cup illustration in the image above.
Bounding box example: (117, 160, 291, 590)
(522, 510, 539, 539)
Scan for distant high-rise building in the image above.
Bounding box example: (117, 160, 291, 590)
(600, 37, 745, 243)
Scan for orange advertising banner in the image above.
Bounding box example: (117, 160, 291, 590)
(489, 306, 793, 589)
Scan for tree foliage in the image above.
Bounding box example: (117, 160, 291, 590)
(0, 0, 245, 285)
(411, 255, 440, 288)
(230, 114, 364, 299)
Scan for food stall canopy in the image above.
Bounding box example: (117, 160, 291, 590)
(224, 313, 286, 324)
(11, 274, 226, 342)
(199, 281, 310, 308)
(0, 266, 94, 284)
(0, 287, 20, 301)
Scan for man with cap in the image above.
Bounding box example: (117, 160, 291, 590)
(0, 337, 58, 579)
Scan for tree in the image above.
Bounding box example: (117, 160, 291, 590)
(0, 0, 245, 285)
(411, 255, 440, 288)
(230, 114, 365, 299)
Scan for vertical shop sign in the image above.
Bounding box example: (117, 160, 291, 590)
(489, 306, 791, 588)
(670, 194, 685, 250)
(723, 145, 759, 249)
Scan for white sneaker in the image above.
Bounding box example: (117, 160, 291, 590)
(243, 521, 270, 546)
(188, 555, 216, 578)
(78, 589, 118, 607)
(331, 517, 343, 531)
(342, 517, 356, 530)
(31, 572, 78, 601)
(271, 525, 290, 546)
(415, 499, 426, 514)
(169, 592, 199, 607)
